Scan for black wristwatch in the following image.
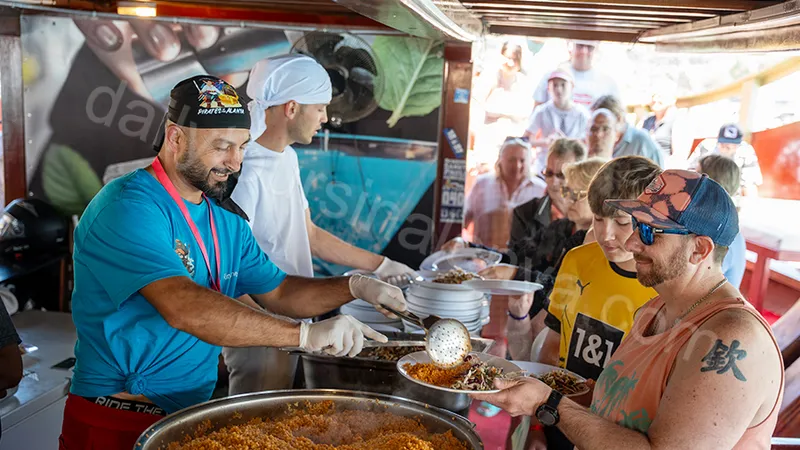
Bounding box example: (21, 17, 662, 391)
(535, 390, 563, 426)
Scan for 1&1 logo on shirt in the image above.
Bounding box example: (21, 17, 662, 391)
(566, 313, 625, 380)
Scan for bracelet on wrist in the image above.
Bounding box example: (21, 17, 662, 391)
(507, 310, 528, 321)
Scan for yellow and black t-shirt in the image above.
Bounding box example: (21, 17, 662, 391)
(545, 242, 657, 381)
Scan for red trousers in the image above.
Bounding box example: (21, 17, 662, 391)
(58, 394, 163, 450)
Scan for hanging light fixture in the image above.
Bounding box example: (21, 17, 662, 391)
(117, 1, 157, 18)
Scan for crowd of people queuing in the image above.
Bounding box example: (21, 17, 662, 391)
(458, 39, 778, 450)
(0, 35, 779, 450)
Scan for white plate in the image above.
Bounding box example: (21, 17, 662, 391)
(406, 300, 486, 316)
(397, 351, 521, 394)
(462, 280, 544, 296)
(402, 305, 482, 323)
(406, 297, 489, 313)
(412, 279, 478, 292)
(420, 248, 503, 273)
(510, 361, 590, 397)
(340, 306, 398, 324)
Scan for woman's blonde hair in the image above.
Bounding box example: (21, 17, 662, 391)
(563, 157, 608, 190)
(495, 137, 531, 178)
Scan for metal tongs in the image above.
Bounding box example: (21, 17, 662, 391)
(383, 306, 441, 331)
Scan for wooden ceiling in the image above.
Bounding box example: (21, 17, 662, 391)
(459, 0, 783, 42)
(12, 0, 795, 44)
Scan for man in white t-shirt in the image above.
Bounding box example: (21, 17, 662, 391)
(533, 41, 620, 109)
(223, 55, 416, 394)
(524, 70, 590, 175)
(688, 123, 763, 196)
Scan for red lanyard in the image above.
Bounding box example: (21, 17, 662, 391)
(152, 157, 221, 292)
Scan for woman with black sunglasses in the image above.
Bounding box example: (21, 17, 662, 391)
(444, 138, 585, 255)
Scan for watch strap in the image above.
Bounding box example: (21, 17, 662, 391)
(546, 389, 563, 410)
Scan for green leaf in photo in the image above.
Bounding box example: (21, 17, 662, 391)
(372, 36, 444, 128)
(42, 144, 102, 217)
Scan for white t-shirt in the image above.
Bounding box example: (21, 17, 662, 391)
(231, 142, 314, 277)
(534, 66, 620, 108)
(526, 101, 590, 140)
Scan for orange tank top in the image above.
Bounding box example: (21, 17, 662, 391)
(590, 296, 784, 448)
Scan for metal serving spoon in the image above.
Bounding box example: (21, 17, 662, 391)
(383, 306, 472, 368)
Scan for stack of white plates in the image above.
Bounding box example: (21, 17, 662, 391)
(340, 299, 403, 331)
(402, 280, 490, 336)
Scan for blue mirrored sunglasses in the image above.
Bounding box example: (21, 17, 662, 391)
(632, 217, 691, 245)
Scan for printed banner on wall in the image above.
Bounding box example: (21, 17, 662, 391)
(440, 158, 466, 224)
(20, 15, 445, 272)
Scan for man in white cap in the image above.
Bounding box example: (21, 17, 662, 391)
(533, 41, 620, 109)
(223, 54, 416, 394)
(524, 69, 590, 175)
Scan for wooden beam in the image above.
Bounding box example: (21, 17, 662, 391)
(432, 43, 472, 251)
(463, 1, 719, 17)
(0, 9, 26, 205)
(676, 56, 800, 108)
(468, 0, 778, 12)
(738, 78, 759, 138)
(469, 8, 690, 22)
(156, 3, 387, 29)
(483, 15, 663, 29)
(488, 24, 641, 43)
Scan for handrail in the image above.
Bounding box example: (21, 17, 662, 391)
(627, 56, 800, 112)
(676, 56, 800, 108)
(772, 437, 800, 446)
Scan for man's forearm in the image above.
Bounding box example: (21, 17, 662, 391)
(506, 317, 534, 361)
(557, 398, 651, 450)
(140, 277, 301, 348)
(311, 226, 382, 271)
(253, 275, 354, 319)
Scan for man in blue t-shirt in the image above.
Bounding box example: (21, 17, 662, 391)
(58, 76, 406, 450)
(696, 154, 746, 288)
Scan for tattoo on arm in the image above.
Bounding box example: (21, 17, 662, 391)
(700, 339, 747, 382)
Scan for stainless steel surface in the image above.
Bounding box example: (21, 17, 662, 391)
(426, 318, 472, 367)
(134, 389, 484, 449)
(334, 0, 481, 41)
(1, 311, 75, 432)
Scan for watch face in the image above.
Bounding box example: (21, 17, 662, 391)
(536, 408, 557, 427)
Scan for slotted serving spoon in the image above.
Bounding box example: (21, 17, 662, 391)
(384, 306, 472, 368)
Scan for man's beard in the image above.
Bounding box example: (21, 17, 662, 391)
(176, 151, 230, 200)
(635, 240, 689, 287)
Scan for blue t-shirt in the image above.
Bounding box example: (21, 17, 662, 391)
(614, 125, 666, 168)
(70, 169, 286, 413)
(723, 232, 746, 289)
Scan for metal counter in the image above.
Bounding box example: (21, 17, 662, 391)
(0, 311, 76, 450)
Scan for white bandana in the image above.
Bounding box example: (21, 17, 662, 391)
(591, 108, 617, 123)
(246, 54, 332, 140)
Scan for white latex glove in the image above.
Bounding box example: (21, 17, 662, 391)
(299, 315, 387, 357)
(349, 274, 407, 317)
(372, 257, 417, 287)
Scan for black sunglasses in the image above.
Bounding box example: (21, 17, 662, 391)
(542, 169, 565, 180)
